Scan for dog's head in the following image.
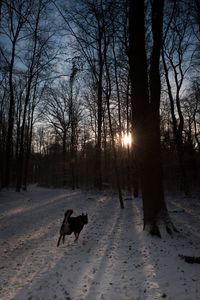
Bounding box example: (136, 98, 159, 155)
(81, 213, 88, 224)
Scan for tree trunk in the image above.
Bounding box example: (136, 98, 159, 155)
(129, 0, 176, 236)
(95, 66, 103, 190)
(4, 38, 17, 187)
(16, 3, 40, 191)
(162, 51, 189, 195)
(22, 104, 34, 191)
(103, 22, 124, 209)
(105, 87, 124, 209)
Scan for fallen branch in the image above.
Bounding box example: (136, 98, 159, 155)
(179, 255, 200, 264)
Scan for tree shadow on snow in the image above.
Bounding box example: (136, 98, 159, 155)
(2, 192, 200, 300)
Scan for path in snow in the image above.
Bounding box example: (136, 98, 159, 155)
(0, 186, 200, 300)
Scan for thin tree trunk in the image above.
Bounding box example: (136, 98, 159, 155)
(70, 124, 76, 190)
(16, 4, 40, 192)
(104, 33, 124, 209)
(22, 102, 35, 191)
(112, 37, 122, 144)
(162, 51, 189, 195)
(16, 97, 29, 192)
(95, 64, 103, 190)
(194, 118, 200, 151)
(106, 96, 124, 209)
(4, 38, 17, 187)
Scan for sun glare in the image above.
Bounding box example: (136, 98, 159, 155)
(122, 132, 132, 147)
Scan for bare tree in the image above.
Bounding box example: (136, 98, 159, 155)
(102, 13, 124, 208)
(161, 0, 196, 195)
(0, 0, 31, 187)
(43, 64, 81, 187)
(68, 62, 81, 189)
(15, 0, 55, 191)
(54, 0, 115, 190)
(129, 0, 176, 236)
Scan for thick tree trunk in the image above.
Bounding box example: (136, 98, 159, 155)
(129, 0, 176, 236)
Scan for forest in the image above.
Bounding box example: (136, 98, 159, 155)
(0, 0, 200, 226)
(0, 1, 200, 299)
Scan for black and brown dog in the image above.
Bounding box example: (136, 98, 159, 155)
(57, 209, 88, 247)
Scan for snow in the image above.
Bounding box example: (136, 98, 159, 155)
(0, 185, 200, 300)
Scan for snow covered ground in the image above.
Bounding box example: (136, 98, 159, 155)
(0, 185, 199, 300)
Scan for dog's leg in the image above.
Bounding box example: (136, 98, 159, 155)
(57, 235, 62, 247)
(74, 232, 79, 242)
(62, 234, 65, 244)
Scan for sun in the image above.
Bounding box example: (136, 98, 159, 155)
(122, 132, 132, 147)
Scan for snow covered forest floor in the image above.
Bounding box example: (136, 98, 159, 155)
(0, 185, 200, 300)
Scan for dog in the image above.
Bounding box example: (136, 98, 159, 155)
(57, 209, 88, 247)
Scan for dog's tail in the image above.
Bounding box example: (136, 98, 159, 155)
(57, 209, 73, 247)
(63, 209, 73, 224)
